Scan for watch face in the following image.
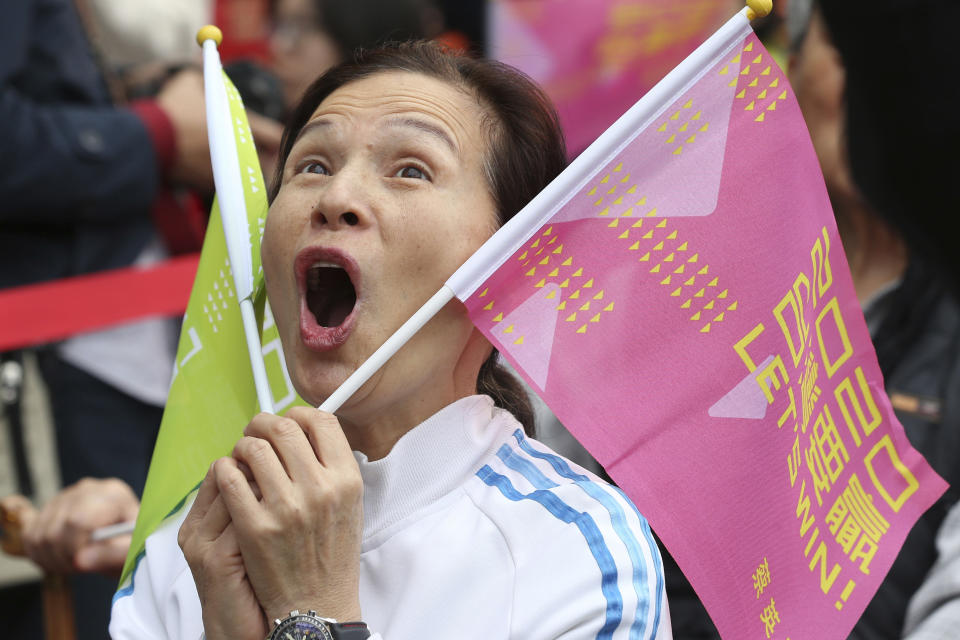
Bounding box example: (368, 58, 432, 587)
(273, 614, 335, 640)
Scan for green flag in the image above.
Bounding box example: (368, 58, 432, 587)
(119, 73, 303, 585)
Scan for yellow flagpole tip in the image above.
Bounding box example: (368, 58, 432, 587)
(745, 0, 773, 20)
(196, 25, 223, 47)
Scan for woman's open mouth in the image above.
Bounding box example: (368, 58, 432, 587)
(295, 248, 359, 350)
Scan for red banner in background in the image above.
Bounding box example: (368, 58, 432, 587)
(489, 0, 733, 155)
(0, 254, 199, 352)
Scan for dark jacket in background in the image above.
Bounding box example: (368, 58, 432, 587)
(0, 0, 158, 289)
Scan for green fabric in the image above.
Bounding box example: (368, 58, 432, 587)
(120, 73, 305, 584)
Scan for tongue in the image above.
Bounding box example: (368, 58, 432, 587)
(307, 268, 356, 328)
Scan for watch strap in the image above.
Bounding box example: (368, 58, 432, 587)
(329, 621, 370, 640)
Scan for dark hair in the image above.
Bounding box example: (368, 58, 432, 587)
(269, 41, 568, 435)
(309, 0, 429, 59)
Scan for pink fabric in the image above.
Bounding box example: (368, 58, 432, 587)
(489, 0, 731, 155)
(466, 33, 947, 639)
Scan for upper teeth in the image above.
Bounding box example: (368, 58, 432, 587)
(311, 261, 343, 269)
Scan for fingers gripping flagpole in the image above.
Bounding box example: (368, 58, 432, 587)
(197, 26, 274, 414)
(316, 0, 773, 415)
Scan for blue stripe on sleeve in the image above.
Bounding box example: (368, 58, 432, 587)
(512, 430, 663, 640)
(496, 443, 558, 490)
(476, 464, 623, 640)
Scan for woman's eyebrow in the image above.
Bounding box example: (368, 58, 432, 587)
(385, 117, 458, 155)
(293, 118, 334, 146)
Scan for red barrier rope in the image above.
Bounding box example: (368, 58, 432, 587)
(0, 254, 200, 352)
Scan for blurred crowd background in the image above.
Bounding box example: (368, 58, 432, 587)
(1, 0, 957, 638)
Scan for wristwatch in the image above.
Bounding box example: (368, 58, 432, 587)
(266, 610, 370, 640)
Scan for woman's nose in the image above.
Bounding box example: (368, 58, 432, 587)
(311, 171, 371, 230)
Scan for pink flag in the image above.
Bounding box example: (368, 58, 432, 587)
(460, 17, 947, 640)
(489, 0, 731, 154)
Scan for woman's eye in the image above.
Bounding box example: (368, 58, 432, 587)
(299, 161, 330, 176)
(395, 166, 428, 180)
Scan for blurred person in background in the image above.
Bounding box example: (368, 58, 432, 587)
(0, 0, 281, 638)
(809, 0, 960, 638)
(269, 0, 440, 111)
(660, 1, 960, 637)
(790, 3, 960, 636)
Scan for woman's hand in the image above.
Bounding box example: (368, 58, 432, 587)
(220, 407, 364, 625)
(2, 477, 138, 576)
(178, 466, 268, 640)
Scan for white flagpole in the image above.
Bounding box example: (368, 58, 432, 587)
(197, 26, 274, 414)
(319, 0, 770, 413)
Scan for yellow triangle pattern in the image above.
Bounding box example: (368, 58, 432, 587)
(513, 335, 524, 345)
(577, 325, 587, 334)
(483, 301, 494, 310)
(493, 312, 503, 322)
